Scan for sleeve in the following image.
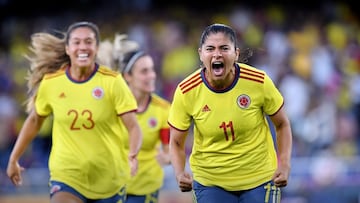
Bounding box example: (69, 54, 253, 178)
(35, 79, 52, 116)
(168, 86, 191, 131)
(263, 73, 284, 116)
(160, 128, 170, 144)
(160, 99, 171, 144)
(113, 74, 138, 115)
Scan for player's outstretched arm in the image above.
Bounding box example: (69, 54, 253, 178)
(169, 127, 193, 192)
(7, 110, 46, 186)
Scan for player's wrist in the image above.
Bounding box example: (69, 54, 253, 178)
(167, 155, 171, 165)
(128, 153, 137, 159)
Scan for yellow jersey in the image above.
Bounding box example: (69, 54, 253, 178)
(125, 94, 170, 194)
(168, 63, 284, 191)
(35, 64, 137, 198)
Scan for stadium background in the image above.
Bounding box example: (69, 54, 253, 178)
(0, 0, 360, 202)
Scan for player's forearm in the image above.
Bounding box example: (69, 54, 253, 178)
(276, 123, 292, 167)
(270, 107, 292, 167)
(170, 139, 187, 176)
(9, 113, 43, 163)
(128, 124, 142, 158)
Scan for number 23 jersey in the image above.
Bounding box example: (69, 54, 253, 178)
(35, 64, 137, 199)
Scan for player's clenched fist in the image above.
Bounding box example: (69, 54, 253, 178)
(176, 172, 193, 192)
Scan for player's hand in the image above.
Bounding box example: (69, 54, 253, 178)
(156, 147, 171, 166)
(176, 172, 193, 192)
(272, 163, 290, 187)
(129, 155, 138, 177)
(7, 161, 25, 186)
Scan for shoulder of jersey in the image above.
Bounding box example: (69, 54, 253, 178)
(178, 68, 202, 94)
(43, 66, 67, 80)
(42, 65, 119, 80)
(238, 63, 265, 84)
(97, 65, 119, 77)
(151, 94, 171, 108)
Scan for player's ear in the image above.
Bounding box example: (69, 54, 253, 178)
(198, 47, 203, 62)
(235, 47, 240, 62)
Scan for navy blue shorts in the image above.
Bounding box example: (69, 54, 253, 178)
(50, 180, 126, 203)
(193, 180, 281, 203)
(125, 190, 159, 203)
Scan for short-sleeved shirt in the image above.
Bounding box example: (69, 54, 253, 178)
(35, 64, 137, 199)
(168, 63, 284, 191)
(124, 94, 170, 195)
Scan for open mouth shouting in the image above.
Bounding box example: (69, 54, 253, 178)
(212, 61, 225, 76)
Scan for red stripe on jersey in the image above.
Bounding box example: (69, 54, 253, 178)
(179, 73, 202, 94)
(241, 66, 265, 77)
(98, 67, 119, 77)
(239, 75, 264, 83)
(239, 67, 265, 83)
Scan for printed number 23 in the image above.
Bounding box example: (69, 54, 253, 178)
(219, 121, 235, 141)
(68, 109, 95, 130)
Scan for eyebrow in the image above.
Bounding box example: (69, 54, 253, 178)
(69, 36, 95, 41)
(204, 44, 231, 48)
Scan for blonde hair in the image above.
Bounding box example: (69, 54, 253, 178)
(25, 32, 69, 113)
(97, 34, 140, 72)
(25, 21, 100, 113)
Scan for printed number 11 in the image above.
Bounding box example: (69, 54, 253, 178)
(219, 121, 235, 141)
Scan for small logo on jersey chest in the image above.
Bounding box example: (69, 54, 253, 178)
(92, 87, 104, 99)
(202, 104, 211, 112)
(237, 94, 251, 109)
(58, 92, 66, 98)
(148, 117, 158, 128)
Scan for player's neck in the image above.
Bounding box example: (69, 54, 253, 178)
(134, 92, 151, 113)
(206, 68, 235, 90)
(69, 65, 95, 81)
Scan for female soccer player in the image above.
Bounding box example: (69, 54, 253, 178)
(98, 34, 171, 203)
(7, 21, 142, 203)
(168, 23, 293, 203)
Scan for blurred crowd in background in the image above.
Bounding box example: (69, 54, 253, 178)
(0, 0, 359, 202)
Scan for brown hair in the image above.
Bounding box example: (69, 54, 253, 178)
(25, 33, 68, 113)
(25, 21, 100, 113)
(199, 23, 253, 63)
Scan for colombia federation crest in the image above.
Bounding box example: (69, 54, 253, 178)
(237, 94, 251, 109)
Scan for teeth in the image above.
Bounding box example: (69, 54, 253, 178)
(78, 53, 88, 58)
